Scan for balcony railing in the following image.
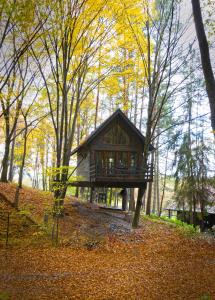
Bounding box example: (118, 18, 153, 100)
(90, 163, 153, 182)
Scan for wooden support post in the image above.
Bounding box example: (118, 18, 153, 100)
(75, 187, 79, 198)
(129, 188, 135, 211)
(109, 188, 113, 207)
(90, 187, 95, 203)
(122, 188, 128, 211)
(114, 190, 117, 207)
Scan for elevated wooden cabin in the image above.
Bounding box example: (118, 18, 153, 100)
(70, 109, 154, 188)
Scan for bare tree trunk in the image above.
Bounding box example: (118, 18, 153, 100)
(152, 181, 156, 214)
(159, 150, 169, 216)
(191, 0, 215, 132)
(1, 138, 10, 182)
(94, 81, 100, 129)
(132, 183, 147, 228)
(146, 151, 154, 215)
(14, 122, 27, 209)
(146, 181, 153, 215)
(8, 131, 16, 182)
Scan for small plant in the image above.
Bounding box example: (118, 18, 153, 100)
(0, 291, 10, 300)
(200, 293, 211, 300)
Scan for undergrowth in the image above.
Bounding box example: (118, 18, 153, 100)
(143, 214, 200, 235)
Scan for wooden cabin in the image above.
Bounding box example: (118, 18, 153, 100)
(70, 109, 154, 188)
(166, 202, 215, 228)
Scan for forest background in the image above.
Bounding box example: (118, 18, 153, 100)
(0, 0, 215, 226)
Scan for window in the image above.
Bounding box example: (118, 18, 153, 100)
(130, 152, 137, 168)
(117, 152, 128, 169)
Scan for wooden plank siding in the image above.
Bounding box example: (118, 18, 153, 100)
(71, 109, 154, 187)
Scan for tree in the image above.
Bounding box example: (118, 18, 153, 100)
(128, 0, 195, 227)
(0, 0, 48, 182)
(191, 0, 215, 134)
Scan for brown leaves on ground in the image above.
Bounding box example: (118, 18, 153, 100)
(0, 220, 215, 300)
(0, 184, 215, 299)
(0, 182, 54, 223)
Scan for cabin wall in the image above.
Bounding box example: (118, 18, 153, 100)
(91, 116, 144, 151)
(77, 152, 90, 181)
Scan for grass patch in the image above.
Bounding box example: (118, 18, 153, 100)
(142, 214, 199, 236)
(0, 291, 10, 300)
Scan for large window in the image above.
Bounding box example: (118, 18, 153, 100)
(95, 151, 138, 176)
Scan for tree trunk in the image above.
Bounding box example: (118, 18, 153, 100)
(132, 183, 147, 228)
(14, 125, 27, 209)
(1, 138, 10, 182)
(191, 0, 215, 132)
(8, 132, 16, 182)
(146, 181, 153, 215)
(159, 150, 169, 216)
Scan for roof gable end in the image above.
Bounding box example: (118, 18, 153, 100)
(71, 109, 154, 155)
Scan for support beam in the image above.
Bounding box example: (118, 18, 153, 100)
(90, 187, 95, 203)
(67, 180, 152, 188)
(121, 189, 128, 211)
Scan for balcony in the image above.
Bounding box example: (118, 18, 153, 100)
(90, 163, 153, 182)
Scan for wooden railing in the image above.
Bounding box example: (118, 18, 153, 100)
(90, 163, 153, 181)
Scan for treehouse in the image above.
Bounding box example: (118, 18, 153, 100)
(70, 109, 154, 188)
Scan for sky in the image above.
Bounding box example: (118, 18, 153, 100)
(181, 0, 215, 64)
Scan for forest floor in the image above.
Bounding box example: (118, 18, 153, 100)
(0, 183, 215, 300)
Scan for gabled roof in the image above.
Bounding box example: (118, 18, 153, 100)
(71, 109, 154, 155)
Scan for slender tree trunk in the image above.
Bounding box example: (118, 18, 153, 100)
(155, 133, 160, 214)
(159, 150, 169, 216)
(94, 81, 100, 130)
(152, 151, 157, 214)
(146, 181, 153, 215)
(8, 131, 16, 182)
(152, 181, 156, 214)
(132, 183, 147, 228)
(33, 148, 39, 188)
(139, 86, 145, 131)
(146, 151, 154, 215)
(14, 125, 27, 209)
(1, 138, 10, 182)
(191, 0, 215, 132)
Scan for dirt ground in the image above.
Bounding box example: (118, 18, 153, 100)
(59, 201, 132, 247)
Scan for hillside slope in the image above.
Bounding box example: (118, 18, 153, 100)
(0, 183, 214, 300)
